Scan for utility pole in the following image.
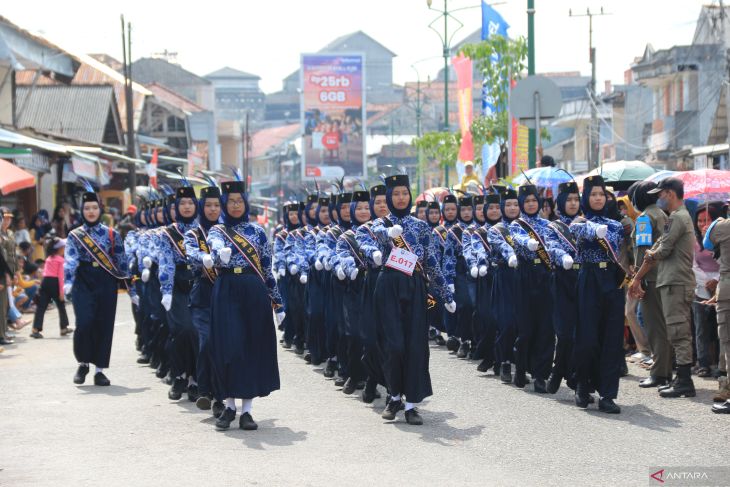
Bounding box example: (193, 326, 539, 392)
(570, 7, 610, 169)
(527, 0, 536, 169)
(121, 16, 136, 201)
(721, 0, 730, 170)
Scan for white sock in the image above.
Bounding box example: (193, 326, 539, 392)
(79, 362, 88, 367)
(188, 376, 197, 386)
(405, 402, 416, 411)
(241, 398, 253, 414)
(225, 398, 236, 411)
(390, 394, 401, 402)
(95, 366, 104, 374)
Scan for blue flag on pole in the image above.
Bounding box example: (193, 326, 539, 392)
(481, 1, 509, 40)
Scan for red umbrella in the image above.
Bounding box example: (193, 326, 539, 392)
(665, 169, 730, 199)
(0, 158, 35, 195)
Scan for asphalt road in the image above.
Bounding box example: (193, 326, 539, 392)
(1, 296, 728, 486)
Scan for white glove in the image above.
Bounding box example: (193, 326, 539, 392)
(131, 295, 140, 306)
(527, 238, 539, 251)
(372, 251, 383, 266)
(324, 260, 332, 271)
(387, 225, 403, 238)
(508, 255, 518, 268)
(219, 248, 232, 265)
(562, 254, 574, 271)
(448, 284, 455, 293)
(202, 254, 214, 269)
(336, 266, 346, 281)
(128, 261, 134, 272)
(278, 268, 286, 278)
(64, 283, 73, 296)
(299, 274, 308, 284)
(142, 256, 152, 269)
(315, 259, 324, 271)
(445, 301, 456, 313)
(276, 311, 286, 324)
(478, 265, 488, 277)
(470, 266, 479, 279)
(350, 268, 359, 280)
(289, 264, 299, 275)
(596, 224, 608, 239)
(141, 268, 150, 282)
(161, 294, 172, 312)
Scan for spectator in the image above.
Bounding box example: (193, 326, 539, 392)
(17, 241, 33, 274)
(29, 210, 51, 261)
(51, 206, 69, 238)
(30, 237, 71, 339)
(539, 155, 556, 167)
(0, 207, 17, 345)
(12, 215, 30, 245)
(540, 197, 558, 221)
(13, 263, 39, 313)
(117, 205, 137, 240)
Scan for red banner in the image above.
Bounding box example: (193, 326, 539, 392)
(452, 54, 474, 162)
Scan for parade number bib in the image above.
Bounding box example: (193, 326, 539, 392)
(515, 218, 552, 268)
(635, 215, 653, 246)
(193, 227, 217, 284)
(385, 247, 417, 276)
(69, 228, 127, 281)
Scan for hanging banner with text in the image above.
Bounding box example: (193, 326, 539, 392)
(300, 53, 366, 180)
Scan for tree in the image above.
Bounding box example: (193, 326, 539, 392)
(412, 131, 462, 176)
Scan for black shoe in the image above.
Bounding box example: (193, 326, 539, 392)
(212, 400, 225, 418)
(446, 336, 460, 352)
(620, 360, 629, 377)
(304, 353, 312, 364)
(477, 359, 493, 373)
(639, 376, 669, 388)
(513, 370, 527, 388)
(323, 360, 337, 378)
(73, 364, 89, 384)
(659, 365, 696, 398)
(282, 341, 292, 349)
(94, 372, 110, 386)
(187, 384, 199, 402)
(434, 335, 446, 346)
(29, 331, 43, 339)
(60, 327, 74, 336)
(136, 354, 150, 364)
(405, 408, 423, 425)
(168, 378, 186, 400)
(149, 357, 161, 369)
(500, 363, 512, 384)
(588, 394, 596, 404)
(334, 376, 347, 387)
(428, 327, 439, 341)
(382, 399, 404, 420)
(575, 383, 590, 409)
(0, 337, 14, 345)
(598, 398, 621, 414)
(456, 341, 470, 358)
(712, 400, 730, 414)
(533, 378, 547, 393)
(215, 408, 236, 430)
(239, 412, 258, 430)
(342, 378, 358, 395)
(546, 372, 562, 394)
(294, 344, 305, 355)
(362, 382, 381, 403)
(155, 366, 168, 379)
(196, 395, 212, 410)
(163, 374, 173, 385)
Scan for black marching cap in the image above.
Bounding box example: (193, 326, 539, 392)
(318, 195, 330, 205)
(176, 186, 196, 200)
(199, 186, 221, 199)
(442, 194, 457, 204)
(222, 180, 246, 194)
(427, 201, 440, 210)
(285, 202, 300, 212)
(416, 200, 428, 208)
(370, 184, 386, 197)
(486, 193, 501, 205)
(518, 184, 539, 199)
(458, 195, 473, 206)
(353, 190, 370, 202)
(472, 195, 485, 205)
(385, 174, 409, 188)
(336, 192, 353, 206)
(558, 181, 579, 195)
(503, 188, 518, 200)
(82, 192, 99, 204)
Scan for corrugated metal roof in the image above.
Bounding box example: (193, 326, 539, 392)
(15, 85, 122, 145)
(146, 83, 206, 114)
(205, 66, 260, 80)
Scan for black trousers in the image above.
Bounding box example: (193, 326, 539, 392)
(33, 277, 69, 331)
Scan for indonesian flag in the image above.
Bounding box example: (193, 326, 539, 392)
(148, 148, 158, 189)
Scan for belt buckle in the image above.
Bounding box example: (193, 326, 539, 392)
(92, 262, 99, 268)
(234, 267, 242, 274)
(572, 264, 580, 270)
(533, 258, 541, 265)
(186, 265, 192, 270)
(599, 262, 607, 269)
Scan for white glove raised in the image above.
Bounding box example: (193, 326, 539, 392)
(161, 294, 172, 312)
(444, 301, 456, 313)
(279, 268, 286, 278)
(141, 268, 150, 282)
(128, 261, 135, 272)
(527, 238, 539, 251)
(336, 266, 346, 281)
(289, 264, 299, 275)
(478, 265, 488, 277)
(142, 256, 152, 269)
(350, 268, 359, 280)
(448, 283, 455, 293)
(596, 224, 608, 239)
(315, 259, 324, 271)
(202, 254, 214, 269)
(387, 225, 403, 238)
(131, 295, 140, 306)
(324, 260, 332, 271)
(470, 266, 479, 279)
(63, 283, 73, 296)
(508, 255, 519, 268)
(299, 274, 308, 284)
(219, 248, 232, 265)
(276, 311, 286, 325)
(372, 251, 383, 266)
(562, 254, 574, 271)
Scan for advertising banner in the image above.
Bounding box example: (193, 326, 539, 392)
(300, 54, 366, 180)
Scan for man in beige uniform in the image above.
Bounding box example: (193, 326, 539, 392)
(0, 208, 17, 346)
(704, 216, 730, 413)
(629, 178, 695, 398)
(631, 182, 671, 387)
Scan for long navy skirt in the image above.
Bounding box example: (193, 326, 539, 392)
(72, 263, 118, 368)
(210, 271, 280, 399)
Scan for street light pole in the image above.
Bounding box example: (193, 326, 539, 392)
(527, 0, 536, 169)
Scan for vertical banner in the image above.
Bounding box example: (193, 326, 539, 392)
(300, 54, 366, 180)
(452, 54, 474, 163)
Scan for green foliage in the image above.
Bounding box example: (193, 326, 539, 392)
(412, 131, 462, 169)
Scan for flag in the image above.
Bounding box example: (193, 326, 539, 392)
(481, 1, 509, 40)
(452, 54, 474, 162)
(148, 148, 158, 189)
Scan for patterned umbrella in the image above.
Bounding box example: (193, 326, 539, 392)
(512, 166, 574, 196)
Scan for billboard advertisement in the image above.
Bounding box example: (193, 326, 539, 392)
(300, 54, 366, 180)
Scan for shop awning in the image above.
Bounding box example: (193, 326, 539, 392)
(0, 158, 35, 195)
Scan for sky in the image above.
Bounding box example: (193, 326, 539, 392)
(3, 0, 713, 94)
